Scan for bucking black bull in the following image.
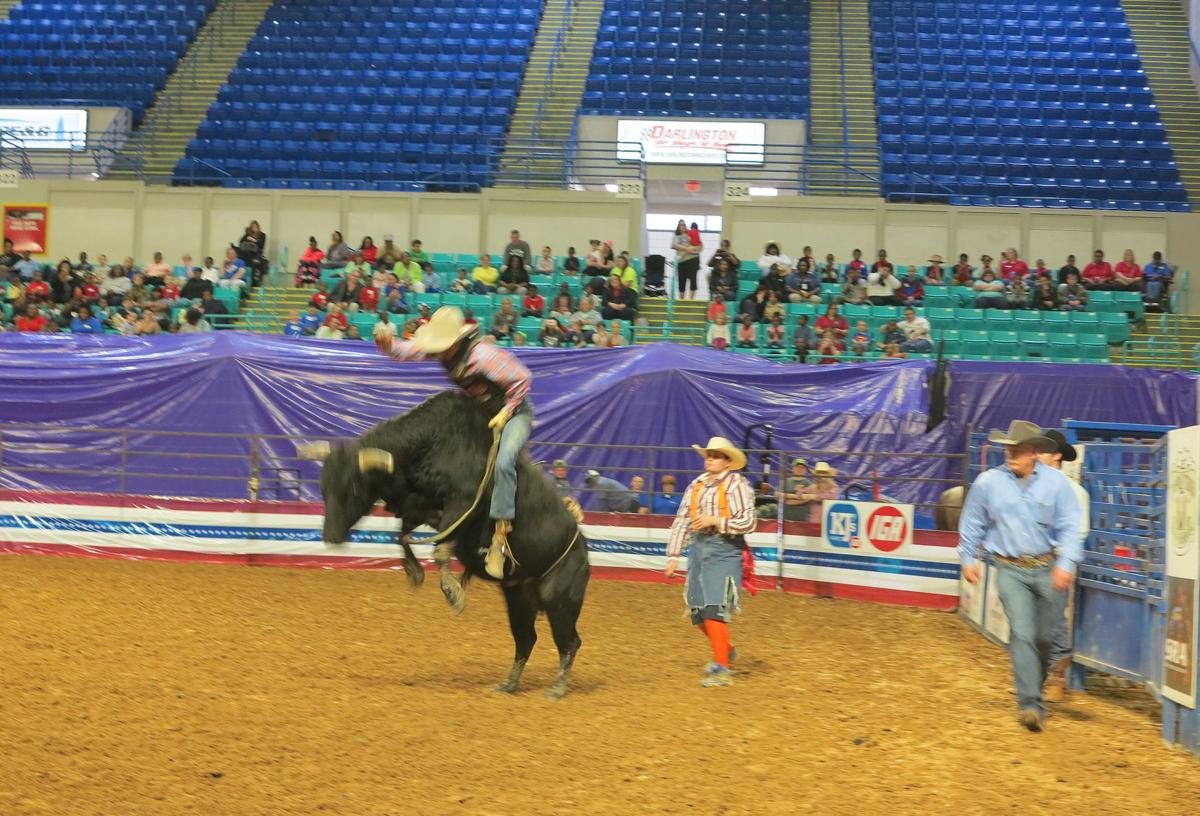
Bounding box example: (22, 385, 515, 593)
(309, 391, 590, 698)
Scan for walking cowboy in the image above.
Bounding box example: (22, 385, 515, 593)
(377, 306, 533, 608)
(665, 437, 757, 687)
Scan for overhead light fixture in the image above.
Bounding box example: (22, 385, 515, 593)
(749, 186, 778, 196)
(604, 183, 619, 193)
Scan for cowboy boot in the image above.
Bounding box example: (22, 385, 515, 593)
(485, 519, 512, 579)
(1044, 656, 1070, 703)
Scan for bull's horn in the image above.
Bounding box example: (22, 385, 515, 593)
(297, 441, 332, 461)
(357, 447, 395, 474)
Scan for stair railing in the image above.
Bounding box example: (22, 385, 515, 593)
(529, 0, 578, 139)
(834, 0, 851, 145)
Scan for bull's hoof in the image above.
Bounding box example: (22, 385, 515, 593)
(544, 684, 568, 700)
(493, 679, 520, 694)
(404, 560, 426, 588)
(439, 574, 466, 614)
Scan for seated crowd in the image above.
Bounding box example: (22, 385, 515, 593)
(0, 222, 270, 334)
(287, 228, 641, 349)
(705, 240, 1177, 362)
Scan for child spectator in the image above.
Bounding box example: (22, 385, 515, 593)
(490, 298, 518, 340)
(763, 290, 785, 322)
(538, 318, 568, 347)
(847, 248, 866, 276)
(898, 270, 924, 306)
(310, 280, 330, 310)
(607, 319, 627, 346)
(563, 247, 580, 275)
(178, 309, 211, 334)
(1006, 277, 1029, 310)
(358, 281, 380, 313)
(81, 273, 101, 304)
(707, 293, 727, 322)
(283, 310, 305, 336)
(819, 253, 840, 283)
(816, 330, 842, 364)
(16, 304, 48, 332)
(1033, 277, 1059, 311)
(1058, 271, 1088, 311)
(765, 312, 785, 349)
(590, 322, 611, 347)
(299, 304, 322, 335)
(925, 255, 946, 285)
(564, 319, 584, 347)
(345, 325, 362, 341)
(159, 277, 180, 306)
(372, 311, 396, 341)
(450, 267, 472, 293)
(840, 269, 867, 305)
(513, 331, 527, 347)
(707, 312, 730, 350)
(878, 319, 906, 351)
(522, 283, 545, 317)
(25, 270, 49, 304)
(687, 222, 703, 250)
(108, 298, 140, 334)
(952, 253, 974, 285)
(850, 320, 871, 355)
(316, 303, 347, 339)
(736, 315, 757, 348)
(549, 293, 574, 324)
(537, 246, 556, 274)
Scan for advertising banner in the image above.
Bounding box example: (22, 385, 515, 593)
(1164, 426, 1200, 708)
(0, 107, 87, 150)
(616, 119, 765, 165)
(2, 204, 49, 254)
(821, 499, 915, 555)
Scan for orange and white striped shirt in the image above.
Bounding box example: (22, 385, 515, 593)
(666, 470, 757, 558)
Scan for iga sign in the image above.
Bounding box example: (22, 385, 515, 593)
(822, 500, 914, 554)
(0, 108, 87, 150)
(616, 119, 765, 165)
(3, 205, 49, 254)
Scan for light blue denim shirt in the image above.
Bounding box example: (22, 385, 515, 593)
(958, 462, 1083, 573)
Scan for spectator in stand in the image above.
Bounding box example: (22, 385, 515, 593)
(471, 253, 500, 294)
(322, 231, 352, 269)
(341, 250, 372, 283)
(707, 311, 731, 349)
(978, 254, 998, 279)
(144, 251, 172, 286)
(819, 253, 840, 284)
(283, 309, 304, 336)
(590, 322, 612, 348)
(846, 248, 867, 277)
(422, 265, 442, 294)
(601, 274, 636, 320)
(925, 255, 946, 286)
(157, 276, 180, 307)
(738, 285, 767, 322)
(358, 236, 378, 265)
(498, 255, 529, 297)
(297, 236, 324, 285)
(522, 283, 544, 318)
(761, 263, 789, 301)
(133, 309, 162, 336)
(799, 245, 817, 271)
(219, 247, 248, 291)
(607, 319, 627, 346)
(570, 295, 602, 342)
(537, 318, 568, 347)
(107, 298, 140, 334)
(952, 253, 974, 285)
(535, 245, 556, 275)
(1030, 259, 1052, 283)
(707, 238, 741, 273)
(344, 325, 362, 342)
(548, 293, 574, 324)
(898, 269, 924, 306)
(24, 269, 49, 304)
(375, 235, 403, 270)
(899, 307, 933, 352)
(74, 251, 93, 275)
(670, 224, 701, 300)
(974, 269, 1007, 309)
(358, 278, 380, 313)
(98, 265, 130, 302)
(793, 314, 816, 363)
(816, 304, 849, 340)
(199, 290, 228, 326)
(878, 319, 907, 353)
(299, 303, 322, 335)
(51, 260, 81, 304)
(777, 458, 813, 521)
(14, 250, 38, 280)
(0, 238, 20, 269)
(765, 312, 786, 349)
(180, 267, 212, 303)
(489, 297, 518, 341)
(798, 463, 839, 522)
(562, 246, 580, 275)
(129, 272, 154, 308)
(840, 268, 868, 305)
(1114, 249, 1143, 291)
(316, 302, 347, 339)
(1058, 271, 1089, 311)
(787, 259, 822, 304)
(563, 319, 584, 347)
(409, 239, 430, 270)
(503, 229, 532, 270)
(1082, 250, 1114, 290)
(1057, 254, 1080, 286)
(585, 240, 615, 291)
(178, 308, 211, 334)
(371, 311, 396, 343)
(330, 270, 364, 308)
(757, 241, 792, 275)
(582, 470, 640, 513)
(237, 220, 268, 285)
(308, 280, 330, 310)
(707, 292, 728, 323)
(613, 255, 638, 292)
(763, 290, 785, 323)
(736, 315, 757, 348)
(449, 267, 472, 293)
(708, 258, 739, 302)
(849, 320, 871, 356)
(866, 263, 902, 306)
(1006, 276, 1030, 310)
(16, 303, 48, 332)
(816, 330, 842, 364)
(197, 256, 219, 284)
(999, 248, 1029, 282)
(644, 474, 683, 515)
(1143, 251, 1173, 307)
(1033, 277, 1059, 311)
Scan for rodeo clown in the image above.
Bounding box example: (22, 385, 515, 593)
(664, 436, 757, 687)
(376, 306, 532, 596)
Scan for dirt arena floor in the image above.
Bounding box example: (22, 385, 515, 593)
(2, 556, 1199, 816)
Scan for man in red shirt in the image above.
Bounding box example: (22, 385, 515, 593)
(15, 304, 48, 332)
(999, 248, 1029, 282)
(1082, 249, 1115, 290)
(522, 282, 544, 317)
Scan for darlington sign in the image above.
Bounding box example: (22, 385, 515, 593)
(0, 108, 88, 150)
(616, 118, 765, 165)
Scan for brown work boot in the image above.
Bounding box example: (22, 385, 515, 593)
(1044, 657, 1070, 703)
(1019, 709, 1044, 732)
(485, 519, 512, 579)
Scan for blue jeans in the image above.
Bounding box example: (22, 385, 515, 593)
(490, 402, 533, 521)
(472, 281, 496, 295)
(994, 560, 1066, 714)
(902, 338, 933, 353)
(1049, 594, 1072, 667)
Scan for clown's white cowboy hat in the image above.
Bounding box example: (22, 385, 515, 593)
(411, 306, 475, 353)
(986, 420, 1056, 452)
(691, 436, 747, 471)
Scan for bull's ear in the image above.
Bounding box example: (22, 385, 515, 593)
(357, 447, 395, 474)
(297, 441, 332, 461)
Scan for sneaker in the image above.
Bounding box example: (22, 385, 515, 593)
(1019, 709, 1044, 732)
(701, 666, 733, 687)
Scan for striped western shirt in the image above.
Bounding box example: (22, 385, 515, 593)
(666, 471, 757, 558)
(389, 340, 531, 412)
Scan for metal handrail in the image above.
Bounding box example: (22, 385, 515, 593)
(529, 0, 578, 139)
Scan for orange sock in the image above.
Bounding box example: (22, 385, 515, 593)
(703, 619, 731, 668)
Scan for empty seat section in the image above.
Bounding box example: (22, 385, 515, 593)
(0, 1, 217, 121)
(581, 0, 810, 119)
(871, 0, 1190, 212)
(175, 0, 544, 190)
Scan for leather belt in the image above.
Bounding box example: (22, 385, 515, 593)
(994, 552, 1055, 568)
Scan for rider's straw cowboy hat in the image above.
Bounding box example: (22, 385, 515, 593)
(412, 306, 475, 353)
(691, 437, 747, 471)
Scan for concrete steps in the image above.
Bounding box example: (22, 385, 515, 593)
(0, 0, 22, 21)
(1121, 0, 1200, 206)
(1117, 314, 1200, 369)
(497, 0, 606, 183)
(635, 300, 706, 345)
(109, 0, 275, 181)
